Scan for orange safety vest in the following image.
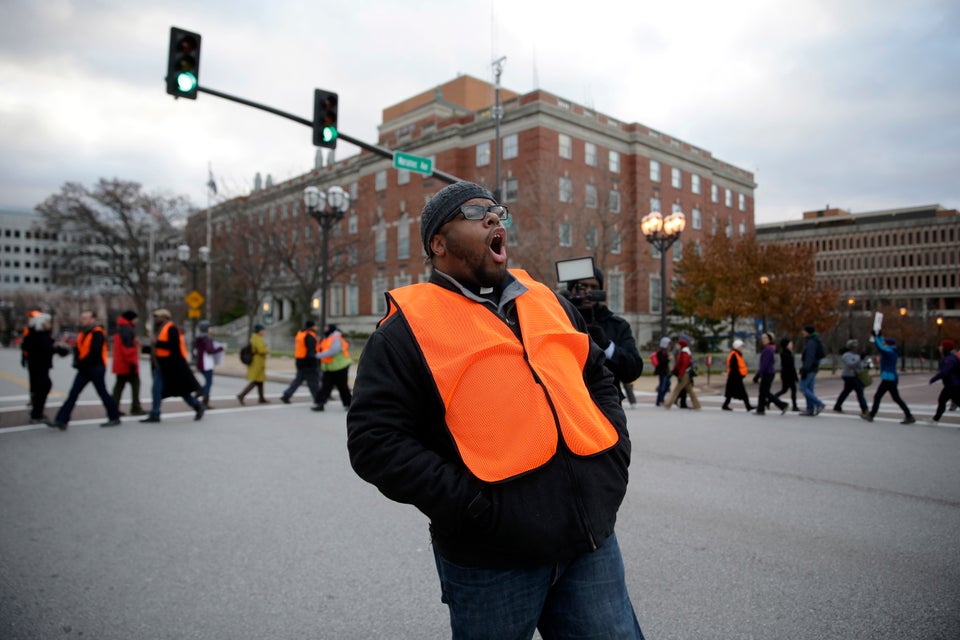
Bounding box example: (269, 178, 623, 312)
(726, 350, 747, 377)
(77, 326, 108, 366)
(385, 270, 619, 483)
(155, 321, 189, 359)
(294, 329, 320, 359)
(319, 334, 350, 364)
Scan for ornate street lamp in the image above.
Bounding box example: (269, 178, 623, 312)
(641, 209, 686, 340)
(899, 307, 908, 371)
(847, 297, 855, 339)
(304, 185, 351, 330)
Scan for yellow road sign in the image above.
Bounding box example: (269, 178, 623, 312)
(185, 290, 205, 309)
(187, 308, 202, 319)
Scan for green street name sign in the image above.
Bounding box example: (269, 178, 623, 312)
(393, 151, 433, 176)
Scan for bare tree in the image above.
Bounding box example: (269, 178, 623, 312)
(35, 179, 192, 331)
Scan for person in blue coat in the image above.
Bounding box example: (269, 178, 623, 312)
(862, 333, 915, 424)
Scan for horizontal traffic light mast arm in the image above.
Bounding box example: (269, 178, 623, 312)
(196, 85, 461, 186)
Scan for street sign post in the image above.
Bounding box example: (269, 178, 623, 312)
(393, 151, 433, 176)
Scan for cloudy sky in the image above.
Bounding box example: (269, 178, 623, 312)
(1, 0, 958, 224)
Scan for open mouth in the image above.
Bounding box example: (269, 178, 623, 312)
(489, 230, 507, 262)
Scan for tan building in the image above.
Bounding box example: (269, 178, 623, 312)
(203, 75, 756, 344)
(757, 204, 960, 327)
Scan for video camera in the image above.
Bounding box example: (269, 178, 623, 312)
(556, 256, 607, 323)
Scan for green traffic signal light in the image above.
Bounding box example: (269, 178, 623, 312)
(313, 89, 338, 149)
(322, 125, 338, 144)
(166, 27, 201, 99)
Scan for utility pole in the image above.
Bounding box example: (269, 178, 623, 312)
(492, 56, 506, 201)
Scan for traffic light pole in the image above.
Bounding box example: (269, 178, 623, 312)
(196, 85, 462, 185)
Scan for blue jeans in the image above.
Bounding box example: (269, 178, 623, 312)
(54, 365, 120, 425)
(799, 371, 823, 415)
(656, 374, 671, 406)
(200, 370, 214, 396)
(433, 532, 645, 640)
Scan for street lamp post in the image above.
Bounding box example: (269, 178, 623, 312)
(899, 307, 907, 372)
(178, 244, 210, 341)
(304, 185, 351, 330)
(640, 210, 686, 340)
(936, 315, 944, 365)
(759, 276, 770, 350)
(847, 297, 855, 339)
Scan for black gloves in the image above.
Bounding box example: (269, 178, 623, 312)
(587, 324, 610, 349)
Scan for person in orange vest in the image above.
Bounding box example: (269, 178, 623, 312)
(313, 323, 352, 411)
(140, 309, 204, 423)
(279, 320, 322, 408)
(49, 310, 122, 430)
(721, 338, 753, 412)
(346, 182, 645, 638)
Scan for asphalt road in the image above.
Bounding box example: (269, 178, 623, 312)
(1, 347, 959, 639)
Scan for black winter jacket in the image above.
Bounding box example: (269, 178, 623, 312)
(346, 271, 631, 569)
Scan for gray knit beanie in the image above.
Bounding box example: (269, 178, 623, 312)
(420, 181, 496, 257)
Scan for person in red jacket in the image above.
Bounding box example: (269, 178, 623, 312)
(111, 310, 145, 416)
(664, 337, 701, 410)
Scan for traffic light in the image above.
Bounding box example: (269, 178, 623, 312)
(166, 27, 201, 99)
(313, 89, 339, 148)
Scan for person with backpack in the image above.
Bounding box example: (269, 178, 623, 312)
(237, 324, 270, 405)
(930, 339, 960, 423)
(799, 324, 826, 417)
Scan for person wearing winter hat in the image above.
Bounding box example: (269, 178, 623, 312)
(112, 310, 145, 416)
(565, 266, 643, 409)
(665, 337, 701, 410)
(279, 320, 322, 407)
(863, 333, 914, 424)
(930, 339, 960, 423)
(772, 337, 800, 411)
(653, 336, 673, 406)
(193, 320, 224, 409)
(347, 181, 646, 638)
(721, 338, 753, 412)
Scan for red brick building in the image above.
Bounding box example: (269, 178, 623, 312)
(204, 75, 756, 344)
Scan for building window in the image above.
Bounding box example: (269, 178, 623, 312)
(650, 160, 661, 182)
(692, 207, 702, 230)
(673, 239, 683, 261)
(397, 169, 410, 185)
(348, 213, 358, 234)
(585, 142, 597, 166)
(711, 184, 719, 203)
(738, 193, 746, 211)
(650, 196, 661, 213)
(585, 184, 598, 209)
(609, 150, 620, 173)
(725, 188, 733, 207)
(397, 213, 410, 260)
(585, 226, 598, 250)
(347, 283, 359, 315)
(558, 133, 573, 159)
(691, 174, 701, 194)
(559, 177, 573, 203)
(375, 170, 387, 191)
(608, 228, 622, 254)
(476, 141, 491, 167)
(503, 133, 518, 159)
(650, 275, 662, 313)
(559, 222, 573, 247)
(372, 276, 388, 316)
(375, 220, 387, 262)
(607, 272, 624, 312)
(609, 190, 621, 213)
(671, 167, 682, 189)
(503, 177, 519, 202)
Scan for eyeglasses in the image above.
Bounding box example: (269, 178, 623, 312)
(458, 204, 510, 223)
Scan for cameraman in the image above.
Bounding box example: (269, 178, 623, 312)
(566, 267, 643, 404)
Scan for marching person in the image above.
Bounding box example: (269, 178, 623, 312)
(280, 320, 322, 408)
(347, 181, 646, 638)
(23, 312, 69, 424)
(756, 332, 788, 415)
(49, 310, 122, 430)
(773, 337, 800, 411)
(832, 339, 869, 416)
(665, 337, 700, 410)
(930, 339, 960, 424)
(111, 309, 145, 416)
(653, 336, 672, 407)
(313, 323, 352, 412)
(193, 320, 224, 409)
(237, 324, 270, 405)
(721, 339, 753, 412)
(862, 332, 915, 424)
(799, 324, 826, 417)
(140, 309, 204, 423)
